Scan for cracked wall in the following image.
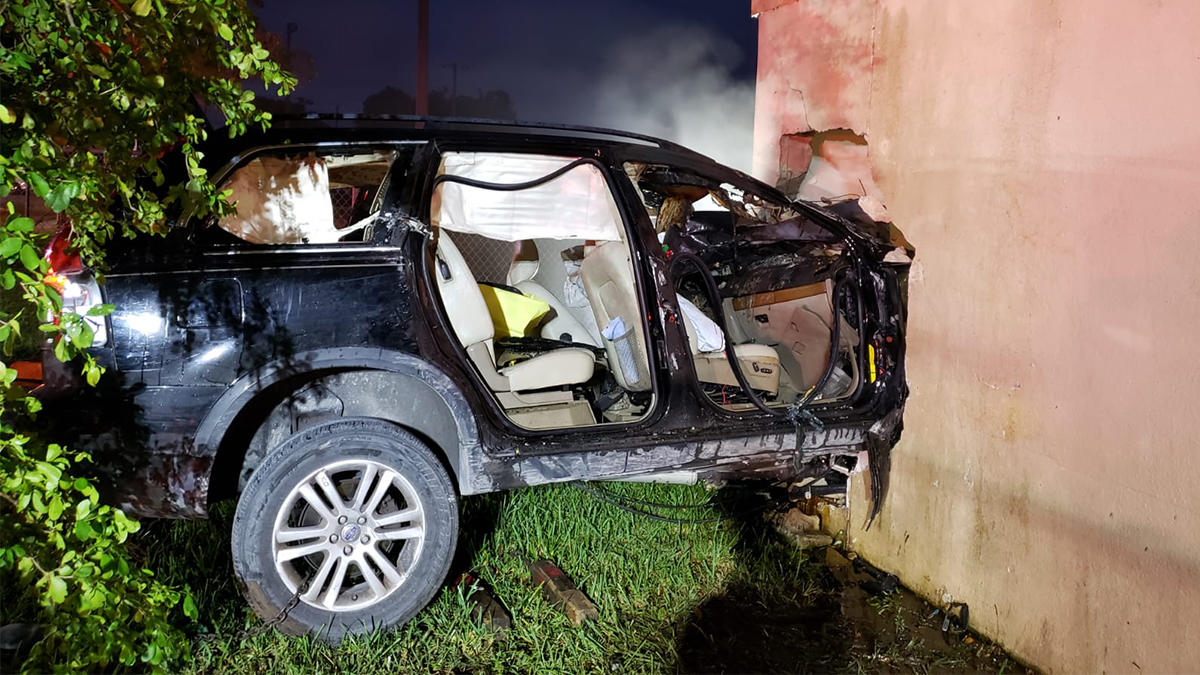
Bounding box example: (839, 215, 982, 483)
(752, 1, 1200, 673)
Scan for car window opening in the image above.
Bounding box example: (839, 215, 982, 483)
(429, 152, 654, 431)
(625, 161, 860, 412)
(214, 150, 398, 245)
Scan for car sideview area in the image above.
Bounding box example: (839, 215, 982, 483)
(44, 117, 909, 644)
(425, 147, 863, 432)
(428, 151, 654, 429)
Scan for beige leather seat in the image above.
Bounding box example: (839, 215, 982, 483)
(434, 233, 595, 395)
(507, 242, 601, 348)
(579, 241, 652, 391)
(680, 303, 782, 396)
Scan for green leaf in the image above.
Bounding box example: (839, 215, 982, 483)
(0, 105, 14, 124)
(28, 173, 49, 198)
(182, 594, 198, 620)
(45, 182, 79, 212)
(0, 237, 21, 257)
(53, 336, 70, 362)
(19, 243, 40, 271)
(0, 268, 14, 289)
(74, 519, 95, 541)
(130, 0, 152, 16)
(217, 23, 234, 42)
(48, 495, 64, 520)
(74, 320, 94, 349)
(48, 575, 68, 604)
(7, 216, 35, 233)
(86, 303, 115, 316)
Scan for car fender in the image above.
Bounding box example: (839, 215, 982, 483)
(196, 347, 481, 507)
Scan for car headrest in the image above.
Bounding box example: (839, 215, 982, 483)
(507, 259, 540, 285)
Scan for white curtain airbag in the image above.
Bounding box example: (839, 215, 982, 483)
(434, 152, 623, 242)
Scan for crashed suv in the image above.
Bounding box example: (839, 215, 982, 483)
(43, 116, 912, 640)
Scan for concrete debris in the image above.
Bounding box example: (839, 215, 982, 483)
(455, 572, 511, 636)
(524, 557, 599, 626)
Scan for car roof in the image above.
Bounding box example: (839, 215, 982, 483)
(201, 114, 791, 204)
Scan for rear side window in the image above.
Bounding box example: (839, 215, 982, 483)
(206, 149, 399, 246)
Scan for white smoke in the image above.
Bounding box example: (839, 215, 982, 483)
(578, 24, 756, 173)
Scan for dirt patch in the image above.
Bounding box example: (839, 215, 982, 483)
(678, 548, 1033, 674)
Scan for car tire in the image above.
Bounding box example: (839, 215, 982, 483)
(231, 417, 458, 642)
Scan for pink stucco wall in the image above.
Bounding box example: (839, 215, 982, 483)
(752, 1, 1200, 672)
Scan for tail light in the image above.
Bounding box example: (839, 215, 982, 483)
(43, 226, 108, 347)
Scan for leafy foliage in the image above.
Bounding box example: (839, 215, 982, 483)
(0, 0, 292, 670)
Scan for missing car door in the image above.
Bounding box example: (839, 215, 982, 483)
(624, 161, 862, 413)
(425, 151, 657, 431)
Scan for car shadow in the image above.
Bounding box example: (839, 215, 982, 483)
(673, 487, 853, 674)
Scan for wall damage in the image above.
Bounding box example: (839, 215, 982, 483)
(752, 1, 1200, 672)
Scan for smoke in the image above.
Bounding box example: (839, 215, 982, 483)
(576, 25, 756, 173)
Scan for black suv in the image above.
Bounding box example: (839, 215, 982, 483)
(43, 116, 912, 640)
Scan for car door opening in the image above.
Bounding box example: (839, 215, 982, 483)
(429, 152, 655, 430)
(625, 161, 862, 412)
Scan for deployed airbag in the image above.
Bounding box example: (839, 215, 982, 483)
(219, 156, 339, 244)
(432, 152, 623, 242)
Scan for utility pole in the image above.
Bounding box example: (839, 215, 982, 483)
(416, 0, 429, 115)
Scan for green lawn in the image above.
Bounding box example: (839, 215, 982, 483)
(140, 482, 820, 673)
(139, 482, 1025, 674)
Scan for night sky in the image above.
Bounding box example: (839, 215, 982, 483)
(254, 1, 760, 169)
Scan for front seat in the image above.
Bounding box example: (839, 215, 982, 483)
(434, 232, 595, 394)
(678, 301, 781, 396)
(579, 241, 652, 391)
(507, 241, 602, 347)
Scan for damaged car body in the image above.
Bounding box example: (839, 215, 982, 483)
(42, 116, 912, 640)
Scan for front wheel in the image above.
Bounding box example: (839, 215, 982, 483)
(231, 417, 458, 642)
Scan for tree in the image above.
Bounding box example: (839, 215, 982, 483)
(0, 0, 293, 669)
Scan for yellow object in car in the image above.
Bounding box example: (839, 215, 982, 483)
(477, 283, 551, 338)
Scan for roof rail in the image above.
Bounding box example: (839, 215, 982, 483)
(273, 113, 690, 152)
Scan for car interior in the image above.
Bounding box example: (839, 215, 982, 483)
(428, 151, 654, 430)
(212, 149, 398, 245)
(623, 161, 862, 412)
(210, 148, 860, 427)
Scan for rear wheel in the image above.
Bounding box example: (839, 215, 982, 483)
(231, 417, 458, 642)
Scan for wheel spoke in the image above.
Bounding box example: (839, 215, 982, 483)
(275, 525, 326, 544)
(350, 465, 378, 511)
(301, 553, 337, 604)
(277, 540, 328, 562)
(375, 524, 422, 541)
(315, 470, 345, 511)
(296, 484, 335, 522)
(373, 506, 419, 528)
(358, 560, 387, 597)
(364, 469, 395, 514)
(366, 546, 404, 585)
(321, 557, 350, 609)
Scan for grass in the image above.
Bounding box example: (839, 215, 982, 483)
(139, 482, 802, 673)
(133, 481, 1029, 674)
